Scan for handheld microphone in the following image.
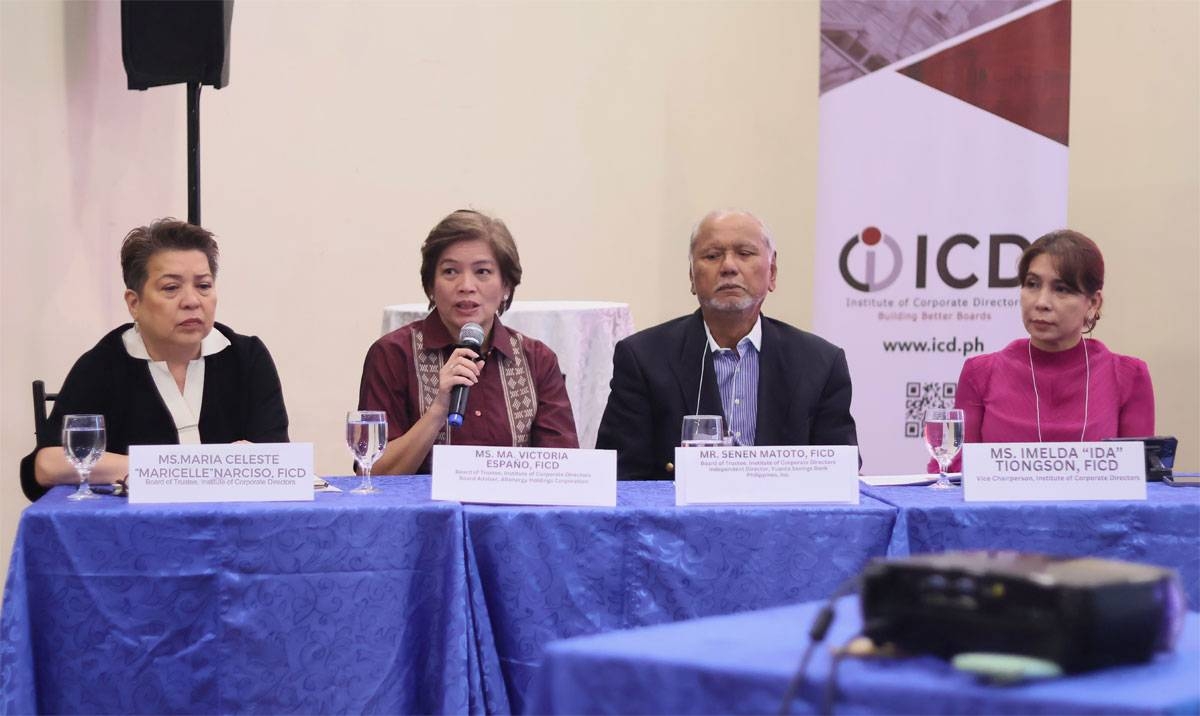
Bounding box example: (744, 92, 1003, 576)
(447, 322, 485, 428)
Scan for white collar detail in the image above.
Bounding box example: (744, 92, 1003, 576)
(122, 324, 230, 360)
(703, 315, 762, 354)
(121, 325, 229, 444)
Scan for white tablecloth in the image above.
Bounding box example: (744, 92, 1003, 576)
(382, 301, 635, 449)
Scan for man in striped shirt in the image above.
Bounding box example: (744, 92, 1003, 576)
(597, 210, 858, 480)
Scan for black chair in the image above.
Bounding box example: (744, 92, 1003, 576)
(21, 380, 59, 501)
(32, 379, 58, 443)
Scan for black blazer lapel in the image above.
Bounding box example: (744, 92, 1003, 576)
(670, 311, 725, 421)
(755, 317, 792, 445)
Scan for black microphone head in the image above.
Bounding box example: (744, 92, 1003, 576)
(459, 322, 485, 351)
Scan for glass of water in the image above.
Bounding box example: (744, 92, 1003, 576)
(681, 415, 724, 447)
(63, 414, 105, 501)
(346, 411, 387, 494)
(923, 408, 965, 490)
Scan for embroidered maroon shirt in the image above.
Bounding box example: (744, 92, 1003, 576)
(358, 312, 578, 474)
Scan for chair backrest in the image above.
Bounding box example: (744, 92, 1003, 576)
(32, 380, 58, 443)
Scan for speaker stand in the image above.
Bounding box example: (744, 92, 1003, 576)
(187, 81, 201, 226)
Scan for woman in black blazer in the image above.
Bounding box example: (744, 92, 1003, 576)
(21, 219, 289, 501)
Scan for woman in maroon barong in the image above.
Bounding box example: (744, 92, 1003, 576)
(357, 209, 578, 475)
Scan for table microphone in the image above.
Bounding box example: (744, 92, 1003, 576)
(447, 322, 485, 428)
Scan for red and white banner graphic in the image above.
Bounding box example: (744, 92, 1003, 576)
(813, 0, 1072, 473)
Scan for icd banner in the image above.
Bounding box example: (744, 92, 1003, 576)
(813, 0, 1072, 473)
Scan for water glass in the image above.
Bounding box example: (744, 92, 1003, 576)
(681, 415, 724, 447)
(346, 411, 387, 494)
(923, 408, 965, 490)
(63, 414, 105, 501)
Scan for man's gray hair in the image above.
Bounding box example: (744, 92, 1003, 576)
(687, 209, 777, 259)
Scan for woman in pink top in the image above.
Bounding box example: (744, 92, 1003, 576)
(936, 229, 1155, 472)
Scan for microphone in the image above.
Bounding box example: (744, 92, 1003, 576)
(447, 322, 485, 428)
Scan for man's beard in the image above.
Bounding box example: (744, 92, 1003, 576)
(700, 294, 758, 313)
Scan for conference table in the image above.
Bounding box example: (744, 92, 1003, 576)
(463, 483, 898, 713)
(0, 478, 898, 715)
(528, 596, 1200, 715)
(0, 478, 481, 715)
(2, 478, 1196, 713)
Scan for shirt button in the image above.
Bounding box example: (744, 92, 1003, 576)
(474, 410, 482, 417)
(734, 431, 741, 438)
(734, 399, 741, 405)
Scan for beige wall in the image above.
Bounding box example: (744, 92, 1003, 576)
(1068, 0, 1200, 459)
(3, 1, 1197, 586)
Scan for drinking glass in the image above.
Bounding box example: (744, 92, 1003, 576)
(681, 415, 724, 447)
(346, 411, 387, 494)
(923, 408, 965, 490)
(63, 414, 105, 501)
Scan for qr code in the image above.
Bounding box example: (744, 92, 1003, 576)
(904, 382, 956, 437)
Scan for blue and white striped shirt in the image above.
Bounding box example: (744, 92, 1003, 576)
(704, 318, 761, 446)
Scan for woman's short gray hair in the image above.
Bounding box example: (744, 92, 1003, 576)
(120, 219, 219, 293)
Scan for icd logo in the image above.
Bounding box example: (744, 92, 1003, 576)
(838, 227, 1030, 292)
(839, 226, 902, 292)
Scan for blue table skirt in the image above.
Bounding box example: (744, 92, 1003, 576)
(863, 483, 1200, 609)
(7, 476, 1193, 715)
(529, 596, 1200, 715)
(464, 482, 899, 713)
(0, 477, 481, 715)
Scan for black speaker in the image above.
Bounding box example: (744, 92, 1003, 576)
(121, 0, 234, 90)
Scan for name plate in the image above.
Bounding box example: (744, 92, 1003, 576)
(963, 442, 1146, 502)
(431, 445, 616, 506)
(128, 443, 315, 504)
(675, 445, 860, 505)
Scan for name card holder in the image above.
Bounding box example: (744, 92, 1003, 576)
(962, 441, 1146, 502)
(128, 443, 315, 504)
(432, 445, 617, 506)
(675, 445, 859, 506)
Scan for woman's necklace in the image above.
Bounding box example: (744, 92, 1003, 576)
(1028, 337, 1090, 442)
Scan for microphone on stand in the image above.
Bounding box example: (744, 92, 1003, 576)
(447, 322, 486, 428)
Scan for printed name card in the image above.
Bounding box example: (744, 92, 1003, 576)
(675, 445, 860, 505)
(128, 443, 315, 504)
(962, 442, 1146, 502)
(431, 445, 617, 506)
